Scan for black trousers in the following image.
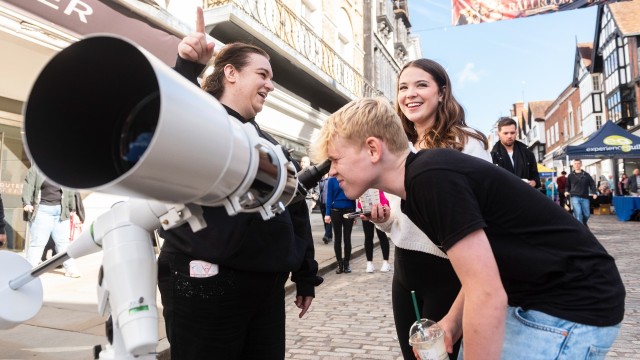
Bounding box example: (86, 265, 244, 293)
(392, 247, 462, 359)
(362, 219, 389, 261)
(157, 252, 289, 360)
(329, 208, 354, 262)
(558, 191, 568, 209)
(319, 203, 332, 239)
(41, 236, 58, 261)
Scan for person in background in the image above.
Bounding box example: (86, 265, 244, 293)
(374, 58, 491, 359)
(357, 189, 391, 273)
(300, 156, 318, 214)
(309, 97, 624, 360)
(618, 173, 629, 195)
(629, 168, 640, 196)
(598, 182, 613, 204)
(41, 237, 58, 262)
(325, 176, 356, 274)
(598, 176, 612, 196)
(317, 173, 333, 244)
(607, 174, 615, 192)
(41, 192, 85, 268)
(491, 117, 541, 189)
(157, 8, 322, 359)
(565, 159, 597, 227)
(545, 177, 556, 201)
(556, 170, 568, 210)
(22, 166, 80, 278)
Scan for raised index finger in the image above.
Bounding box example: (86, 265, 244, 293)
(195, 6, 205, 34)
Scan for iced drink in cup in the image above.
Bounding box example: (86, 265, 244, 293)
(359, 188, 380, 214)
(409, 319, 449, 360)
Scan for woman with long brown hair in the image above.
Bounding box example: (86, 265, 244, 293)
(375, 58, 490, 359)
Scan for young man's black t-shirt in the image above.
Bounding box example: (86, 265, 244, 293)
(401, 149, 625, 327)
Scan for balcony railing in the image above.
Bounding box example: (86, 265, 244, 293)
(205, 0, 381, 98)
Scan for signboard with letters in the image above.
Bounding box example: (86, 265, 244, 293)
(1, 0, 181, 65)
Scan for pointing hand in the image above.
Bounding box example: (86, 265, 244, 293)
(177, 7, 215, 65)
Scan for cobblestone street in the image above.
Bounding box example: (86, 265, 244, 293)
(285, 244, 399, 359)
(284, 214, 640, 359)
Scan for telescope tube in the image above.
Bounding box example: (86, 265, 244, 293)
(24, 35, 297, 218)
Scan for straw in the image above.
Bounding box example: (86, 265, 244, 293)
(410, 290, 421, 323)
(410, 290, 426, 341)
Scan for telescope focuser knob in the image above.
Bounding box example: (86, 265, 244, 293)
(238, 192, 256, 208)
(271, 202, 286, 215)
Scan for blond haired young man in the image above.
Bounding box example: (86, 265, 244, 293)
(310, 97, 624, 359)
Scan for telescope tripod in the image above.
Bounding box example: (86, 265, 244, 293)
(1, 199, 206, 359)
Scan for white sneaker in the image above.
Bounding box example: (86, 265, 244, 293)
(380, 262, 391, 272)
(365, 262, 375, 273)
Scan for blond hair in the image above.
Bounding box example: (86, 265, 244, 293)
(309, 97, 409, 163)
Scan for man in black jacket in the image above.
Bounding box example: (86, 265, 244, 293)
(491, 117, 541, 189)
(565, 159, 597, 226)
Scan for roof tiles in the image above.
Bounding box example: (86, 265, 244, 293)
(609, 0, 640, 36)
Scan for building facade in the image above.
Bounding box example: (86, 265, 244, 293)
(594, 1, 639, 132)
(544, 85, 581, 172)
(363, 0, 421, 102)
(526, 2, 640, 181)
(576, 43, 606, 138)
(524, 100, 552, 163)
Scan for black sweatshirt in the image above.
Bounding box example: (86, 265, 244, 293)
(566, 170, 597, 199)
(158, 57, 322, 297)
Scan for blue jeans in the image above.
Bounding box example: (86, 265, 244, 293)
(26, 204, 78, 273)
(458, 307, 620, 359)
(571, 196, 591, 225)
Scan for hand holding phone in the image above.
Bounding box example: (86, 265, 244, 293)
(343, 211, 371, 219)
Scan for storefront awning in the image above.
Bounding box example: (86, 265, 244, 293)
(1, 0, 182, 65)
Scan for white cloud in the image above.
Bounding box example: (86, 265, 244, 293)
(457, 62, 481, 88)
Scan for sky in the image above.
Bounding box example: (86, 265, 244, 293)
(407, 1, 599, 135)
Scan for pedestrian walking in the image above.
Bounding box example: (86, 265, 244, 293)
(22, 166, 81, 278)
(565, 159, 597, 226)
(325, 176, 356, 274)
(556, 170, 569, 210)
(357, 189, 391, 273)
(317, 174, 333, 244)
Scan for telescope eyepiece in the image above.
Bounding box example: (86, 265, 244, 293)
(298, 159, 331, 190)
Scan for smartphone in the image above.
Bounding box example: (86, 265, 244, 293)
(343, 211, 371, 219)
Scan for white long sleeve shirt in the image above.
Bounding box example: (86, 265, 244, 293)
(376, 135, 492, 258)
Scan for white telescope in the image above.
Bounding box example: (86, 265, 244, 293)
(4, 35, 330, 359)
(23, 34, 301, 219)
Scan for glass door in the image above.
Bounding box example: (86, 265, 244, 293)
(0, 124, 30, 252)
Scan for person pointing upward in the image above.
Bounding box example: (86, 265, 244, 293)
(157, 8, 322, 360)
